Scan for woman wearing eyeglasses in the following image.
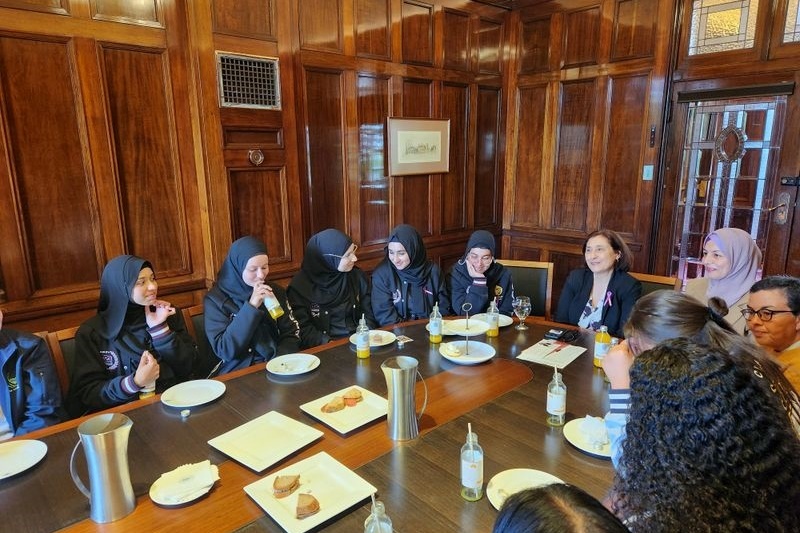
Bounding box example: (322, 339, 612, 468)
(449, 230, 514, 315)
(287, 228, 377, 348)
(746, 276, 800, 390)
(684, 227, 762, 334)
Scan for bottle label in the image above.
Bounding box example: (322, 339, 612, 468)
(460, 451, 483, 488)
(594, 341, 611, 358)
(546, 391, 566, 415)
(357, 333, 370, 351)
(429, 320, 441, 336)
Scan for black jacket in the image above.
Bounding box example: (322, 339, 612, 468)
(371, 261, 450, 325)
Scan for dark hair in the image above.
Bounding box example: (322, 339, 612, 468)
(749, 275, 800, 314)
(583, 229, 634, 272)
(494, 484, 629, 533)
(613, 339, 800, 533)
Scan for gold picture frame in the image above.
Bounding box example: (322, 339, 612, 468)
(387, 117, 450, 176)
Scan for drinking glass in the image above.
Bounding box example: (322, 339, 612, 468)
(513, 296, 531, 330)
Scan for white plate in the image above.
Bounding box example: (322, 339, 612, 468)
(348, 330, 397, 347)
(439, 340, 496, 365)
(149, 462, 219, 507)
(161, 379, 226, 408)
(299, 385, 388, 434)
(472, 313, 514, 327)
(208, 411, 323, 472)
(563, 418, 611, 459)
(0, 440, 47, 480)
(267, 354, 321, 376)
(486, 468, 564, 510)
(244, 451, 376, 533)
(427, 319, 490, 336)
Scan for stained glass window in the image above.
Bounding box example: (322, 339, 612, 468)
(688, 0, 758, 55)
(784, 0, 800, 42)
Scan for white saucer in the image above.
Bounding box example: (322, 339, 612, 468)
(486, 468, 563, 510)
(161, 379, 226, 408)
(0, 440, 47, 480)
(267, 354, 320, 376)
(348, 330, 396, 347)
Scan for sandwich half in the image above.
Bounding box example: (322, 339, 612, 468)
(273, 474, 300, 499)
(296, 493, 320, 519)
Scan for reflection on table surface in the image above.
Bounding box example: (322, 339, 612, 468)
(1, 318, 613, 533)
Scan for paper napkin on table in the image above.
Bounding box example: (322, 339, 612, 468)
(580, 415, 609, 448)
(516, 339, 586, 369)
(151, 460, 220, 504)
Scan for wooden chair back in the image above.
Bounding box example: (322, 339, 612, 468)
(629, 272, 681, 296)
(495, 260, 554, 320)
(45, 326, 79, 396)
(181, 303, 221, 378)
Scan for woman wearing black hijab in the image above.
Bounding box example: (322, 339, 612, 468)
(68, 255, 196, 417)
(287, 228, 376, 348)
(371, 224, 450, 325)
(204, 236, 300, 375)
(449, 230, 514, 315)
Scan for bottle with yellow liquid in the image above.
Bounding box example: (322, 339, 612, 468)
(264, 292, 285, 320)
(485, 299, 499, 337)
(429, 302, 442, 344)
(593, 325, 611, 367)
(356, 314, 370, 359)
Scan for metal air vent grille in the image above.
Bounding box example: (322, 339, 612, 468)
(216, 52, 281, 110)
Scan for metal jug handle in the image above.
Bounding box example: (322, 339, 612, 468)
(69, 439, 91, 499)
(416, 370, 428, 419)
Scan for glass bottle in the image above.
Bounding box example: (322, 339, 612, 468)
(363, 499, 393, 533)
(429, 302, 443, 344)
(356, 314, 370, 359)
(593, 325, 611, 367)
(264, 292, 285, 320)
(460, 431, 484, 501)
(485, 299, 499, 337)
(546, 365, 566, 426)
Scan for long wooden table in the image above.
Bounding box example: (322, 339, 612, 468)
(0, 319, 614, 532)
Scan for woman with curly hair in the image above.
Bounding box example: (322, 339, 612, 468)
(602, 290, 800, 467)
(612, 338, 800, 532)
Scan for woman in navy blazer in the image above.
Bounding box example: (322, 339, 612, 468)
(554, 229, 642, 338)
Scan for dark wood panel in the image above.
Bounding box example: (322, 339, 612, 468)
(611, 0, 656, 61)
(90, 0, 161, 26)
(400, 175, 433, 234)
(0, 0, 67, 15)
(512, 85, 546, 229)
(402, 78, 433, 117)
(356, 74, 390, 245)
(477, 17, 503, 74)
(441, 82, 469, 232)
(0, 36, 99, 295)
(355, 0, 390, 59)
(229, 167, 292, 264)
(211, 0, 274, 40)
(298, 0, 342, 52)
(562, 6, 599, 68)
(443, 8, 470, 71)
(601, 73, 648, 232)
(553, 80, 595, 231)
(102, 46, 190, 275)
(402, 0, 434, 66)
(223, 128, 282, 149)
(304, 68, 346, 233)
(475, 86, 501, 227)
(519, 17, 550, 74)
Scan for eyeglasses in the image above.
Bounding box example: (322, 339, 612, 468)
(740, 307, 796, 322)
(467, 253, 493, 264)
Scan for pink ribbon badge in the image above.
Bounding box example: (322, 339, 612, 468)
(604, 291, 613, 307)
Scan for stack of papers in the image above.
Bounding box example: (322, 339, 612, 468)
(516, 340, 586, 369)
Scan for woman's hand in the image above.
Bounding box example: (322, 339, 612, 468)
(249, 282, 275, 309)
(602, 339, 634, 389)
(133, 351, 160, 388)
(465, 260, 482, 278)
(144, 300, 176, 328)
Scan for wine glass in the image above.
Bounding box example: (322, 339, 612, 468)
(513, 296, 531, 330)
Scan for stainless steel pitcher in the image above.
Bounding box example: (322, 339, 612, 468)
(69, 413, 136, 523)
(381, 356, 428, 440)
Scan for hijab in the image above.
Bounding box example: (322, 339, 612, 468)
(386, 224, 432, 287)
(216, 236, 268, 304)
(91, 255, 151, 340)
(705, 227, 762, 307)
(289, 229, 354, 306)
(457, 230, 504, 283)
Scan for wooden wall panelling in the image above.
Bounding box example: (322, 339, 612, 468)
(356, 73, 391, 246)
(356, 0, 391, 59)
(477, 17, 503, 74)
(89, 0, 162, 27)
(211, 0, 275, 40)
(611, 0, 657, 61)
(298, 0, 343, 52)
(441, 82, 470, 232)
(0, 0, 68, 15)
(0, 34, 100, 298)
(442, 8, 470, 71)
(518, 17, 551, 74)
(510, 84, 547, 230)
(303, 67, 347, 234)
(562, 5, 600, 68)
(397, 78, 434, 234)
(402, 0, 434, 66)
(474, 85, 502, 227)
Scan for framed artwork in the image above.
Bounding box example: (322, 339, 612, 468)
(387, 118, 450, 176)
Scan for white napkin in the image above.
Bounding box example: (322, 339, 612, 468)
(580, 415, 609, 448)
(151, 460, 220, 504)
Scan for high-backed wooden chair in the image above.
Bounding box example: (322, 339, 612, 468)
(629, 272, 681, 296)
(496, 260, 554, 320)
(181, 303, 221, 378)
(45, 326, 79, 396)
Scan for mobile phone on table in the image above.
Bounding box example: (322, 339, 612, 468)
(544, 328, 564, 340)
